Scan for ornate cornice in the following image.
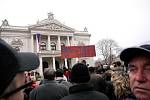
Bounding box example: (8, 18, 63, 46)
(29, 23, 74, 32)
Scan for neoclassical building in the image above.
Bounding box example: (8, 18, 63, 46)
(0, 12, 94, 75)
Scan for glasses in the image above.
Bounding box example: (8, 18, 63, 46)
(0, 81, 34, 99)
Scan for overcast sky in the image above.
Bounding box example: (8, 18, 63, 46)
(0, 0, 150, 48)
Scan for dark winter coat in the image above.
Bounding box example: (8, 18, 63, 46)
(60, 83, 109, 100)
(29, 80, 69, 100)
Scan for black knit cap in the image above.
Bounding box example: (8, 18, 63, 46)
(70, 63, 90, 83)
(55, 69, 64, 77)
(0, 39, 39, 96)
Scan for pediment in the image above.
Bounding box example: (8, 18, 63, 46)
(32, 23, 74, 32)
(29, 17, 75, 32)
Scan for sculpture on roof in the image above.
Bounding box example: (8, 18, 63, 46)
(48, 12, 54, 20)
(1, 19, 9, 26)
(84, 27, 88, 32)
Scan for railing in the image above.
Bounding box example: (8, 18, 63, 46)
(38, 50, 61, 55)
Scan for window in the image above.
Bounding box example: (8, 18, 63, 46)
(61, 42, 65, 46)
(51, 42, 56, 50)
(40, 42, 46, 50)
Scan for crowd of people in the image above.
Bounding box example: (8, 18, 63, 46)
(0, 38, 150, 100)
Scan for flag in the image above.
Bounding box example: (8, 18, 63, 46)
(36, 33, 41, 53)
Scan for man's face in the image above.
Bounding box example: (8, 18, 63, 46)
(128, 55, 150, 100)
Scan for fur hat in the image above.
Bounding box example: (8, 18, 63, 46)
(70, 63, 90, 83)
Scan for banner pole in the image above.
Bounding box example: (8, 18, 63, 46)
(76, 57, 79, 63)
(64, 58, 68, 69)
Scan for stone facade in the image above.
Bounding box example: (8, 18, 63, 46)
(0, 12, 94, 75)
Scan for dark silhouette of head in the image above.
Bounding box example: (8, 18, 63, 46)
(70, 63, 90, 83)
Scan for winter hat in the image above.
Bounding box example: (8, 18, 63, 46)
(70, 63, 90, 83)
(120, 44, 150, 65)
(55, 69, 64, 77)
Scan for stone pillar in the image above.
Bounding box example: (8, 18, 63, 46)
(38, 57, 43, 76)
(71, 36, 75, 46)
(67, 36, 70, 46)
(65, 58, 68, 69)
(57, 36, 61, 50)
(52, 57, 56, 71)
(35, 34, 40, 53)
(47, 35, 51, 50)
(31, 34, 34, 52)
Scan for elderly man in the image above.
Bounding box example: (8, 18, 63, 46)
(120, 44, 150, 100)
(0, 39, 39, 100)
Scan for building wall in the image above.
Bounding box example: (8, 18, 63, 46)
(0, 14, 94, 76)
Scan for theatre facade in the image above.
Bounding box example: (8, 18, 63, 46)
(0, 12, 94, 75)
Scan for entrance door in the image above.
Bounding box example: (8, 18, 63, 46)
(55, 60, 60, 70)
(43, 61, 48, 72)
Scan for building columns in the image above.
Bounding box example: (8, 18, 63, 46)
(67, 36, 70, 46)
(31, 34, 34, 52)
(38, 57, 43, 76)
(57, 36, 61, 50)
(47, 35, 51, 50)
(52, 57, 56, 71)
(71, 36, 75, 46)
(35, 34, 40, 53)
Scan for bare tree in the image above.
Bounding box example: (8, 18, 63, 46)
(96, 39, 122, 65)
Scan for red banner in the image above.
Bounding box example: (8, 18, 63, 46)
(61, 45, 96, 58)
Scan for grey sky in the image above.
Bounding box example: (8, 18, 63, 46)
(0, 0, 150, 48)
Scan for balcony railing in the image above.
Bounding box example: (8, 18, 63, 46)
(38, 50, 61, 55)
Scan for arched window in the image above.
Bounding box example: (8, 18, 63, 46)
(61, 42, 65, 46)
(51, 42, 56, 50)
(40, 42, 46, 50)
